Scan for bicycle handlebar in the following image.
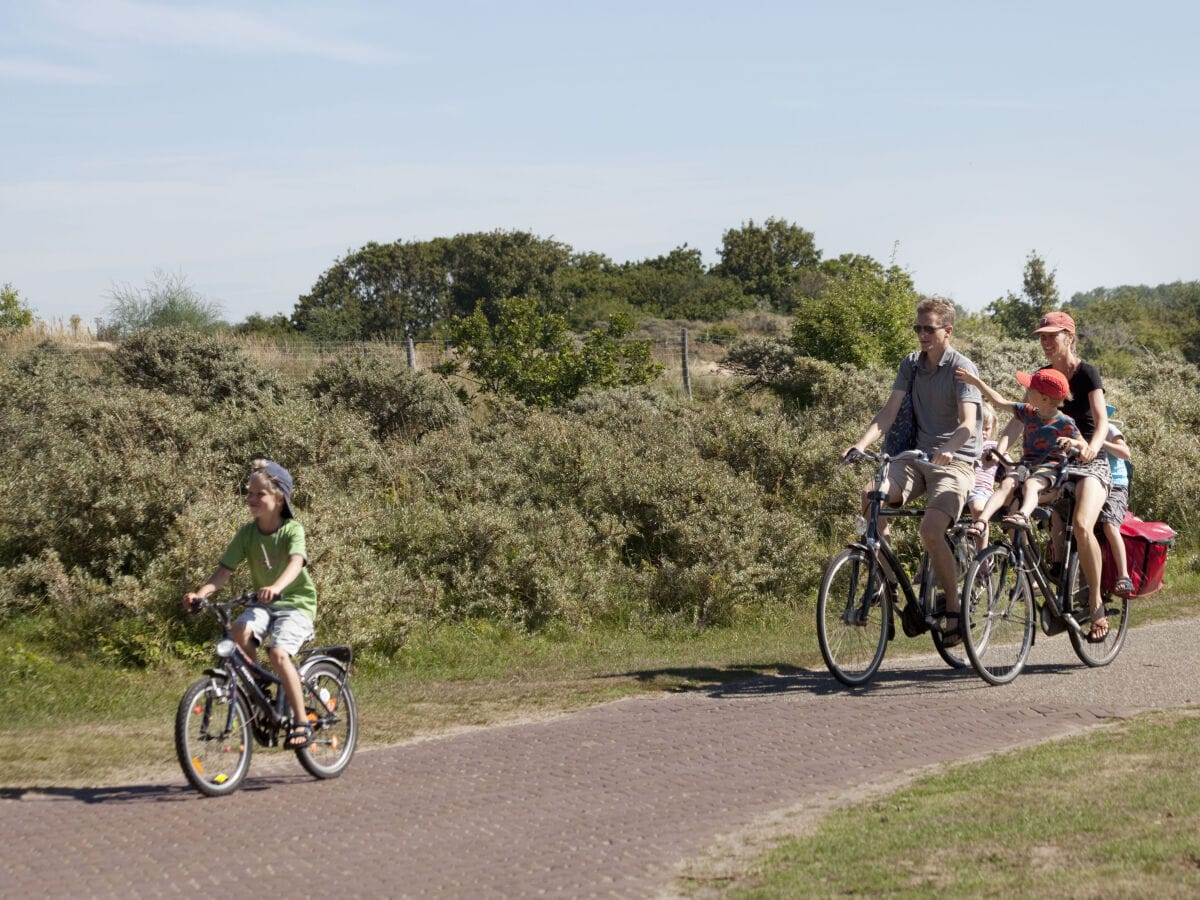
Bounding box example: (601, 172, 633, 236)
(186, 590, 261, 616)
(843, 447, 927, 466)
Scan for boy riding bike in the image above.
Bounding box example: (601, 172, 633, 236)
(182, 460, 318, 750)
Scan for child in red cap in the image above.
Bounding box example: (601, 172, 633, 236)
(954, 367, 1087, 536)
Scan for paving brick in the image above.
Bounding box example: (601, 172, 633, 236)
(2, 618, 1194, 898)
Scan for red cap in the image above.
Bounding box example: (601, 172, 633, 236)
(1031, 311, 1075, 334)
(1017, 368, 1070, 400)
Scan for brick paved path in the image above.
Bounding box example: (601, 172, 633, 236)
(3, 618, 1197, 898)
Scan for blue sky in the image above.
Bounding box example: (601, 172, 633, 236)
(3, 0, 1198, 326)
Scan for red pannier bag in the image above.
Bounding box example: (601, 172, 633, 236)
(1101, 511, 1177, 598)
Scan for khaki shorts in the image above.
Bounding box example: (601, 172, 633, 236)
(886, 457, 974, 522)
(235, 604, 315, 656)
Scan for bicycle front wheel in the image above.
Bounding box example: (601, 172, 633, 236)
(817, 547, 891, 687)
(296, 662, 358, 779)
(175, 677, 253, 796)
(1065, 555, 1130, 666)
(961, 545, 1034, 686)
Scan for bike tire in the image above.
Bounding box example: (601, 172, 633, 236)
(817, 547, 890, 687)
(1065, 554, 1130, 666)
(296, 661, 358, 779)
(175, 677, 254, 796)
(961, 545, 1034, 686)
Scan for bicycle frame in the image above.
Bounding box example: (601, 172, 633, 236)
(852, 449, 956, 622)
(990, 458, 1087, 637)
(198, 595, 352, 747)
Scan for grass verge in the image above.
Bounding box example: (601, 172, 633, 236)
(703, 707, 1200, 898)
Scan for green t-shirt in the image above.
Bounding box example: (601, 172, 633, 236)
(219, 519, 317, 621)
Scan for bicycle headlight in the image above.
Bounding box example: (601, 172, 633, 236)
(216, 638, 237, 659)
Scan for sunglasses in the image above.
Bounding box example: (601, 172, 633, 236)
(911, 324, 946, 335)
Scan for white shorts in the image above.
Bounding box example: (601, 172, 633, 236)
(235, 604, 315, 656)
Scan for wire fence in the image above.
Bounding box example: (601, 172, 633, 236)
(1, 328, 733, 394)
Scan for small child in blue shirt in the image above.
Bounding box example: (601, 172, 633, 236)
(1100, 406, 1134, 596)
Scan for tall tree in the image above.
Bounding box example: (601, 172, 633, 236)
(295, 230, 575, 339)
(712, 217, 823, 311)
(619, 244, 754, 321)
(293, 240, 452, 341)
(985, 251, 1060, 338)
(444, 230, 574, 322)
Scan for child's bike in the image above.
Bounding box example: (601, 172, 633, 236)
(175, 592, 358, 796)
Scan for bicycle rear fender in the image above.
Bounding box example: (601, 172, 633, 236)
(298, 645, 353, 672)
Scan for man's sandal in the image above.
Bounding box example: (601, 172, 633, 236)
(966, 520, 988, 539)
(285, 723, 313, 749)
(1086, 614, 1110, 643)
(935, 611, 962, 647)
(1114, 577, 1135, 598)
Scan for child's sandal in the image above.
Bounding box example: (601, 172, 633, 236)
(285, 723, 313, 749)
(1001, 512, 1031, 531)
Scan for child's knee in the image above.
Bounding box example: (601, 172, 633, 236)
(268, 645, 293, 668)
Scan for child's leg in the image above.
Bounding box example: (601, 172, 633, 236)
(266, 609, 316, 739)
(968, 497, 991, 549)
(974, 477, 1015, 526)
(268, 646, 308, 726)
(1017, 475, 1051, 518)
(1103, 522, 1130, 580)
(231, 606, 269, 665)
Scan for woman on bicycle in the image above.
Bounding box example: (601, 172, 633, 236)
(182, 460, 319, 749)
(1027, 311, 1112, 642)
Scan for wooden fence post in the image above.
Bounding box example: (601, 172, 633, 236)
(405, 337, 416, 370)
(680, 327, 692, 400)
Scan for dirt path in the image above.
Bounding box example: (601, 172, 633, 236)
(4, 617, 1197, 898)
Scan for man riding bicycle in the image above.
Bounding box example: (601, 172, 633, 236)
(842, 297, 983, 645)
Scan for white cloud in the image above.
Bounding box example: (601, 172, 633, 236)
(43, 0, 396, 65)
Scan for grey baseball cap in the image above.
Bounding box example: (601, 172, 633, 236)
(260, 461, 294, 518)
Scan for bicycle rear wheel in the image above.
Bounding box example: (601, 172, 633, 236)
(175, 677, 253, 796)
(817, 547, 891, 686)
(961, 545, 1034, 686)
(296, 661, 358, 779)
(1065, 555, 1130, 666)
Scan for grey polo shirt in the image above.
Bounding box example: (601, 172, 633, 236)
(892, 346, 982, 463)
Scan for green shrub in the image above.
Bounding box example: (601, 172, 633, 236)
(307, 349, 466, 440)
(2, 326, 1196, 667)
(111, 327, 285, 409)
